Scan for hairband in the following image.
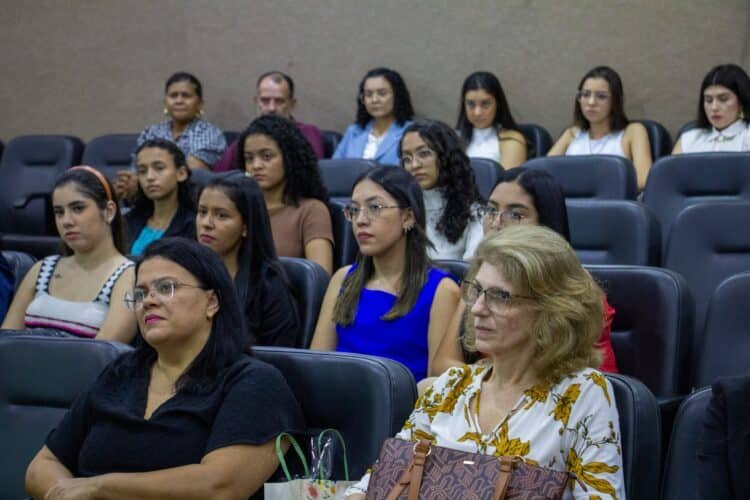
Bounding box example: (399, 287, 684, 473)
(69, 165, 113, 202)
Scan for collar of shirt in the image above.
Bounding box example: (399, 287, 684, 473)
(708, 119, 747, 142)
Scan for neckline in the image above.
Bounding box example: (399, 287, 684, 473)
(710, 119, 746, 139)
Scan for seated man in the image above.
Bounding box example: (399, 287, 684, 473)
(214, 71, 325, 172)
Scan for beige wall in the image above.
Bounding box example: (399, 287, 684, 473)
(1, 0, 748, 143)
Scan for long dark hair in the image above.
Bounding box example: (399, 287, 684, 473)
(399, 120, 481, 243)
(573, 66, 629, 132)
(236, 115, 328, 206)
(456, 71, 521, 143)
(333, 166, 430, 325)
(131, 138, 194, 218)
(113, 237, 250, 392)
(696, 64, 750, 129)
(53, 168, 127, 255)
(355, 67, 415, 128)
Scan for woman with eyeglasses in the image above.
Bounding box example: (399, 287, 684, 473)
(548, 66, 652, 190)
(430, 167, 618, 375)
(332, 67, 415, 166)
(344, 226, 625, 499)
(456, 71, 528, 167)
(310, 166, 460, 381)
(26, 238, 305, 500)
(400, 120, 484, 260)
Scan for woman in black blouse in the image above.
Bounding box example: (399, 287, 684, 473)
(25, 237, 304, 499)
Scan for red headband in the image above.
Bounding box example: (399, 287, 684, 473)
(69, 166, 113, 202)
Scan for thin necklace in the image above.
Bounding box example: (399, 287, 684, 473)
(587, 133, 611, 154)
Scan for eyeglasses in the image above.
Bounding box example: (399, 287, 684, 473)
(361, 89, 392, 101)
(401, 148, 436, 168)
(343, 203, 402, 221)
(476, 206, 527, 225)
(461, 280, 534, 314)
(125, 278, 208, 311)
(576, 90, 610, 102)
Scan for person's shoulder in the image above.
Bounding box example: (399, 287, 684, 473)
(298, 197, 329, 213)
(193, 118, 223, 133)
(499, 128, 526, 144)
(227, 355, 288, 387)
(343, 122, 367, 136)
(297, 120, 322, 134)
(562, 368, 616, 407)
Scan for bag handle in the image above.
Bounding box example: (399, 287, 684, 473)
(385, 439, 431, 500)
(315, 428, 350, 481)
(493, 456, 516, 500)
(275, 432, 310, 481)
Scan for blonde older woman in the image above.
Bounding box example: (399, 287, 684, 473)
(346, 225, 625, 500)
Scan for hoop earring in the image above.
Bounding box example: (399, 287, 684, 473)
(163, 108, 169, 116)
(740, 109, 745, 120)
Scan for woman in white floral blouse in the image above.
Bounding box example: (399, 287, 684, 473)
(346, 225, 625, 499)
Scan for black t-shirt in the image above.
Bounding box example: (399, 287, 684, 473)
(249, 264, 300, 347)
(46, 355, 305, 499)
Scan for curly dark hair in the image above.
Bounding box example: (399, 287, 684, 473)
(235, 114, 328, 206)
(399, 120, 482, 244)
(356, 67, 415, 128)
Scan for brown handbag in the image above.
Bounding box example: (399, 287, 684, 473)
(365, 438, 570, 500)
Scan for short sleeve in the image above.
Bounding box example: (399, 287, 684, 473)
(300, 199, 334, 246)
(189, 123, 227, 166)
(205, 360, 305, 453)
(45, 384, 96, 474)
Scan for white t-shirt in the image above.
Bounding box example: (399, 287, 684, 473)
(423, 189, 484, 260)
(680, 119, 750, 153)
(362, 132, 385, 160)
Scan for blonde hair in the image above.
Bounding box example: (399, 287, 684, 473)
(463, 225, 603, 380)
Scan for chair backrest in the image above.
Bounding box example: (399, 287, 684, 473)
(518, 123, 553, 158)
(0, 250, 36, 290)
(318, 159, 377, 202)
(642, 153, 750, 256)
(81, 134, 139, 179)
(328, 200, 358, 269)
(586, 266, 694, 397)
(606, 373, 661, 500)
(0, 235, 62, 260)
(321, 130, 342, 159)
(278, 257, 330, 348)
(694, 272, 750, 388)
(223, 130, 239, 147)
(469, 157, 503, 198)
(0, 334, 131, 499)
(252, 347, 417, 478)
(567, 200, 660, 266)
(524, 155, 637, 200)
(636, 119, 672, 160)
(675, 120, 698, 142)
(0, 135, 84, 235)
(433, 259, 470, 282)
(663, 201, 750, 339)
(660, 387, 712, 500)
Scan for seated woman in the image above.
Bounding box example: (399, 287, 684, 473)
(456, 71, 527, 167)
(196, 175, 300, 346)
(115, 72, 227, 201)
(25, 238, 305, 500)
(673, 64, 750, 154)
(698, 374, 750, 499)
(431, 167, 618, 375)
(1, 167, 136, 342)
(310, 166, 460, 381)
(238, 114, 334, 275)
(126, 138, 196, 255)
(345, 225, 625, 499)
(400, 120, 484, 260)
(333, 67, 415, 166)
(548, 65, 652, 190)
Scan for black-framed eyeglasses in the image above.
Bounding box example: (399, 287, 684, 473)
(461, 280, 534, 314)
(125, 278, 208, 311)
(343, 203, 402, 221)
(476, 206, 527, 225)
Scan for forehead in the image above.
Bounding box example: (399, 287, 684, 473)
(581, 77, 610, 92)
(243, 133, 280, 151)
(401, 131, 428, 151)
(166, 80, 197, 95)
(489, 181, 534, 208)
(53, 182, 90, 204)
(704, 85, 735, 97)
(474, 261, 514, 291)
(465, 89, 495, 102)
(198, 186, 237, 209)
(257, 77, 290, 98)
(136, 147, 174, 164)
(364, 76, 392, 91)
(351, 178, 398, 203)
(136, 256, 194, 285)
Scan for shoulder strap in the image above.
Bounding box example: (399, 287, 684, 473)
(35, 255, 61, 294)
(95, 260, 134, 305)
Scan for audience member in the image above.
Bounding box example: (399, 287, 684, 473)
(238, 114, 334, 274)
(310, 166, 460, 381)
(214, 71, 325, 172)
(1, 167, 136, 342)
(400, 120, 484, 259)
(673, 64, 750, 153)
(0, 253, 14, 324)
(25, 238, 305, 500)
(196, 175, 300, 346)
(126, 139, 196, 255)
(333, 67, 414, 165)
(548, 66, 652, 189)
(456, 71, 527, 167)
(431, 167, 618, 375)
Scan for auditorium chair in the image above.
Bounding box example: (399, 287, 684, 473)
(318, 159, 377, 204)
(278, 257, 330, 348)
(81, 133, 139, 179)
(642, 152, 750, 256)
(321, 130, 342, 158)
(223, 130, 239, 147)
(328, 200, 358, 268)
(469, 157, 504, 198)
(674, 120, 698, 143)
(0, 334, 131, 499)
(1, 250, 36, 290)
(567, 200, 660, 266)
(433, 259, 470, 282)
(253, 347, 416, 478)
(636, 119, 672, 160)
(524, 155, 638, 200)
(518, 123, 553, 158)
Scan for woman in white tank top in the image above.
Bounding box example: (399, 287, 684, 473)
(673, 64, 750, 154)
(548, 66, 653, 190)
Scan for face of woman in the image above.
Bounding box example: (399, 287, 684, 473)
(349, 179, 413, 257)
(196, 187, 246, 258)
(482, 181, 540, 233)
(362, 76, 395, 120)
(52, 183, 114, 253)
(704, 85, 743, 130)
(464, 88, 497, 129)
(134, 256, 217, 351)
(577, 77, 613, 127)
(164, 81, 202, 124)
(400, 132, 439, 190)
(135, 147, 187, 202)
(243, 134, 286, 194)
